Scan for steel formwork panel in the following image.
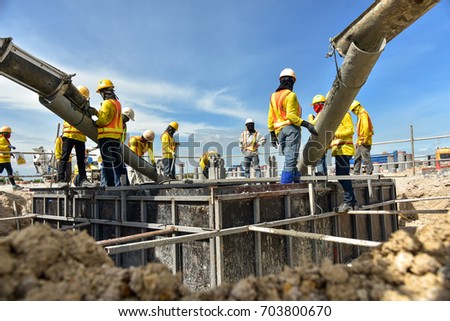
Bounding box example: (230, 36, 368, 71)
(31, 179, 397, 291)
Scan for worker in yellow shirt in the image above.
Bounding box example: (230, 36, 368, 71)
(267, 68, 318, 184)
(308, 94, 327, 175)
(350, 100, 374, 175)
(128, 130, 156, 185)
(54, 135, 72, 183)
(57, 85, 96, 188)
(94, 79, 126, 186)
(161, 121, 179, 179)
(199, 150, 220, 179)
(332, 110, 357, 213)
(0, 126, 23, 190)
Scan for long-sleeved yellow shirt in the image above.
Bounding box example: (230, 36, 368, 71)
(161, 131, 176, 159)
(0, 135, 11, 164)
(54, 136, 72, 162)
(96, 99, 123, 140)
(267, 89, 303, 135)
(128, 135, 155, 165)
(62, 121, 86, 142)
(331, 112, 355, 157)
(352, 105, 374, 146)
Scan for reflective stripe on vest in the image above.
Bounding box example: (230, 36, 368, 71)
(97, 99, 123, 137)
(63, 124, 82, 135)
(243, 131, 259, 152)
(270, 90, 300, 129)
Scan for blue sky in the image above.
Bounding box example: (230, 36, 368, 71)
(1, 0, 450, 175)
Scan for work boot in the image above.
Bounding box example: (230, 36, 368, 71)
(280, 171, 293, 184)
(334, 202, 354, 213)
(80, 179, 98, 188)
(12, 184, 23, 191)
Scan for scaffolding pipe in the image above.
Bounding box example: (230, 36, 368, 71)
(0, 37, 163, 183)
(0, 214, 38, 222)
(249, 226, 381, 248)
(347, 209, 448, 215)
(97, 227, 176, 246)
(298, 0, 439, 175)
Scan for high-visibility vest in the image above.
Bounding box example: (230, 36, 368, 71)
(242, 131, 260, 152)
(269, 89, 301, 133)
(97, 99, 123, 140)
(62, 121, 86, 142)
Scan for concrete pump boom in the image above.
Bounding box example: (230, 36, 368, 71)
(297, 0, 439, 175)
(0, 37, 163, 183)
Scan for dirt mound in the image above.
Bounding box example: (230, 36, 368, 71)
(1, 216, 449, 300)
(0, 190, 33, 237)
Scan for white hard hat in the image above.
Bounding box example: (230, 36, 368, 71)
(245, 118, 254, 125)
(142, 129, 155, 142)
(122, 107, 135, 121)
(279, 68, 296, 80)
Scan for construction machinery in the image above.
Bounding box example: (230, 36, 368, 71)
(0, 38, 163, 183)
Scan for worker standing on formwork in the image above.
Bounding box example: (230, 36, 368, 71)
(127, 130, 156, 185)
(239, 118, 266, 178)
(350, 100, 374, 175)
(94, 79, 125, 186)
(121, 107, 135, 144)
(161, 121, 179, 179)
(267, 68, 318, 184)
(308, 94, 327, 175)
(0, 126, 23, 190)
(56, 86, 96, 188)
(332, 109, 357, 213)
(54, 135, 72, 183)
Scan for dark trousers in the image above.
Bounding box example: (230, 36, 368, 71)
(0, 162, 16, 185)
(98, 138, 124, 186)
(335, 155, 356, 205)
(58, 137, 85, 183)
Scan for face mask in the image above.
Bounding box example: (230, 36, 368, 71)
(313, 103, 324, 113)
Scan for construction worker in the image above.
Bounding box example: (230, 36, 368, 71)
(199, 150, 220, 179)
(121, 107, 135, 143)
(308, 94, 327, 175)
(0, 126, 23, 190)
(94, 79, 125, 186)
(331, 109, 357, 213)
(127, 130, 156, 185)
(350, 100, 374, 175)
(57, 86, 96, 188)
(267, 68, 318, 184)
(239, 118, 266, 178)
(54, 135, 72, 183)
(161, 121, 179, 179)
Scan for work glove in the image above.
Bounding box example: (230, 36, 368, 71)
(8, 145, 16, 150)
(270, 131, 278, 148)
(301, 120, 319, 136)
(86, 106, 98, 117)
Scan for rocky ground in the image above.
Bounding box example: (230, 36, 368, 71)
(0, 175, 449, 300)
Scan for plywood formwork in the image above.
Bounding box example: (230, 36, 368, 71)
(31, 179, 397, 291)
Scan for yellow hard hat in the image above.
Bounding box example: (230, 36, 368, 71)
(311, 94, 326, 105)
(350, 100, 361, 111)
(0, 125, 12, 133)
(279, 68, 296, 80)
(96, 79, 114, 93)
(77, 85, 90, 99)
(143, 129, 155, 142)
(169, 121, 179, 131)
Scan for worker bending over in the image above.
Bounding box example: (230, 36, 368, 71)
(128, 130, 156, 185)
(199, 150, 221, 179)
